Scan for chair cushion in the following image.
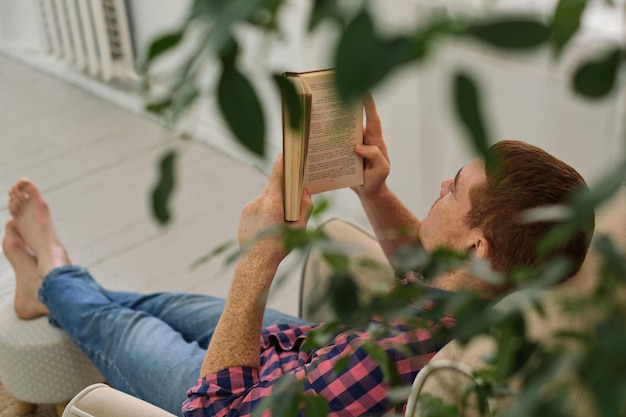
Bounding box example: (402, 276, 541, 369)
(0, 300, 104, 403)
(62, 383, 176, 417)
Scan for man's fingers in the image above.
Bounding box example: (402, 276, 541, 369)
(265, 153, 284, 192)
(363, 93, 383, 139)
(363, 93, 378, 119)
(297, 187, 314, 225)
(355, 144, 386, 166)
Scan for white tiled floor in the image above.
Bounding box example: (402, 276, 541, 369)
(0, 54, 301, 316)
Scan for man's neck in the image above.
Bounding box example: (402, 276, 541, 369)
(430, 269, 505, 300)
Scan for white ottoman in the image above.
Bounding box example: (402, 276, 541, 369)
(0, 257, 104, 416)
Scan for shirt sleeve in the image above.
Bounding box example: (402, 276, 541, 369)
(183, 366, 263, 417)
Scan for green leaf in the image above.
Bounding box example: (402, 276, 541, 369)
(466, 17, 551, 50)
(418, 393, 461, 417)
(329, 272, 360, 321)
(218, 62, 265, 156)
(493, 310, 536, 379)
(422, 247, 470, 278)
(200, 0, 263, 52)
(311, 197, 330, 217)
(550, 0, 588, 56)
(575, 159, 626, 214)
(190, 239, 237, 270)
(572, 47, 623, 99)
(168, 79, 200, 125)
(142, 31, 184, 72)
(335, 9, 419, 102)
(531, 257, 573, 287)
(187, 0, 222, 20)
(244, 0, 283, 30)
(301, 322, 341, 350)
(253, 375, 301, 417)
(538, 159, 626, 254)
(392, 244, 430, 275)
(453, 72, 494, 169)
(301, 394, 329, 417)
(151, 150, 177, 225)
(219, 36, 239, 66)
(595, 235, 626, 281)
(362, 341, 402, 387)
(272, 394, 300, 417)
(322, 251, 350, 272)
(273, 74, 303, 130)
(334, 9, 379, 102)
(282, 227, 325, 252)
(332, 354, 351, 375)
(145, 97, 173, 116)
(145, 80, 199, 125)
(308, 0, 340, 31)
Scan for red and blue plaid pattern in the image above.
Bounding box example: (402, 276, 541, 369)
(183, 313, 455, 417)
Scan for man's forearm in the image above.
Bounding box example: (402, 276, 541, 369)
(199, 152, 311, 378)
(199, 249, 280, 378)
(358, 184, 422, 265)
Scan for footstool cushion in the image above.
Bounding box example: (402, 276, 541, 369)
(0, 299, 105, 404)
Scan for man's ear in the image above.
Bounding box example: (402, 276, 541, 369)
(473, 234, 490, 259)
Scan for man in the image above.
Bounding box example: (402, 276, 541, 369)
(4, 95, 592, 416)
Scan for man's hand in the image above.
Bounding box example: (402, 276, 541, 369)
(352, 93, 391, 197)
(238, 154, 313, 264)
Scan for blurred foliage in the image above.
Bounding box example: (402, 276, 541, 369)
(417, 393, 461, 417)
(141, 0, 626, 416)
(150, 150, 176, 224)
(143, 0, 624, 226)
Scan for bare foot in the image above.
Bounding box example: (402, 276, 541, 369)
(8, 178, 71, 277)
(3, 220, 49, 319)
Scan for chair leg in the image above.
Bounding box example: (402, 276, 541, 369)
(15, 400, 36, 415)
(56, 401, 69, 417)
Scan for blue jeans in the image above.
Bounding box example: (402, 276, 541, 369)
(39, 265, 312, 416)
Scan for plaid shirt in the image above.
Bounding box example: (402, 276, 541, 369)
(183, 291, 455, 417)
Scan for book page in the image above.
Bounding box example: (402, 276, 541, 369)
(301, 72, 364, 194)
(282, 76, 312, 221)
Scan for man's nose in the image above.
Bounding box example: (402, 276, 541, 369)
(439, 179, 452, 198)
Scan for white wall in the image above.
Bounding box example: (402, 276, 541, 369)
(321, 1, 626, 225)
(0, 0, 624, 232)
(125, 0, 192, 72)
(0, 0, 43, 51)
(407, 37, 624, 202)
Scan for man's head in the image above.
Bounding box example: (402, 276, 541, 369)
(419, 140, 594, 282)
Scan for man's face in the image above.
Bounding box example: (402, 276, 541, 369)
(418, 158, 487, 253)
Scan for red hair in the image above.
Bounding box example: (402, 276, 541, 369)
(466, 140, 594, 281)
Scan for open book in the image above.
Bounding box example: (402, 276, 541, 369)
(281, 69, 364, 221)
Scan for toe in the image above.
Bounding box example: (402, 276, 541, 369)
(8, 198, 20, 218)
(5, 218, 15, 231)
(17, 178, 37, 195)
(3, 220, 24, 248)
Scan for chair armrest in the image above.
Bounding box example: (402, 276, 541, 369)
(405, 336, 505, 417)
(405, 359, 495, 417)
(62, 383, 176, 417)
(300, 218, 395, 322)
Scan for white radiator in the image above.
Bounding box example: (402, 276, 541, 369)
(37, 0, 135, 81)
